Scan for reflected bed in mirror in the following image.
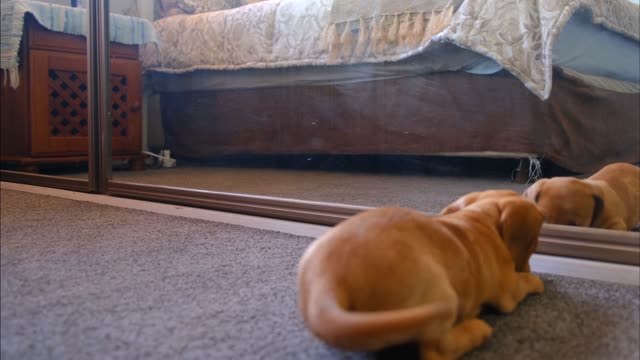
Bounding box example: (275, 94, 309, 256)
(138, 0, 638, 177)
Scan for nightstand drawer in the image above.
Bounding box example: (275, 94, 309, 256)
(29, 50, 142, 156)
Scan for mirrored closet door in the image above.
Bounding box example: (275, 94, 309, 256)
(96, 0, 639, 263)
(1, 0, 97, 189)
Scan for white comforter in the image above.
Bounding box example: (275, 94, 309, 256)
(141, 0, 639, 99)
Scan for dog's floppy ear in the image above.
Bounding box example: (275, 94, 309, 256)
(440, 192, 481, 215)
(583, 181, 605, 227)
(589, 194, 604, 227)
(498, 199, 545, 272)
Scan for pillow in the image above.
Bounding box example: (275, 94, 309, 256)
(31, 0, 75, 6)
(184, 0, 242, 13)
(184, 0, 266, 14)
(155, 0, 195, 19)
(154, 0, 266, 19)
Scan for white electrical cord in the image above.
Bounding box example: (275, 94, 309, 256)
(526, 156, 543, 184)
(142, 150, 163, 160)
(142, 150, 176, 168)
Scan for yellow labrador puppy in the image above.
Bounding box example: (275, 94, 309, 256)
(297, 190, 544, 360)
(523, 163, 639, 231)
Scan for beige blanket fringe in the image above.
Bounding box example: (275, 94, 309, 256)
(324, 4, 454, 63)
(2, 68, 20, 89)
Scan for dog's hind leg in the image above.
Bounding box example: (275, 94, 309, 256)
(420, 318, 493, 360)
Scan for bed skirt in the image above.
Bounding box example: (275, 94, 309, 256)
(158, 69, 639, 174)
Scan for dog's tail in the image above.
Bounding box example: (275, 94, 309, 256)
(304, 288, 455, 351)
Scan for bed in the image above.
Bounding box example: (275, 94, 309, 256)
(141, 0, 640, 175)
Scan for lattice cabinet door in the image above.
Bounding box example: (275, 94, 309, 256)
(30, 50, 142, 156)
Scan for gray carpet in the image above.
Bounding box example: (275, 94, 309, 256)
(108, 166, 527, 213)
(1, 190, 638, 360)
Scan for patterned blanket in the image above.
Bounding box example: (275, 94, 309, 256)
(142, 0, 638, 99)
(0, 0, 158, 89)
(323, 0, 456, 62)
(436, 0, 639, 99)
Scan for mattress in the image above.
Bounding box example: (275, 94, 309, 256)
(142, 0, 639, 98)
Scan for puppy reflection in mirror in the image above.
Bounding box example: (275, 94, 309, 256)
(523, 163, 639, 231)
(297, 190, 544, 360)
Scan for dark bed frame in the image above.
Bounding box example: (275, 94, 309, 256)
(152, 69, 639, 176)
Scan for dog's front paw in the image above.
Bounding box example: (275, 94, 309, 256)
(526, 274, 544, 294)
(422, 319, 493, 360)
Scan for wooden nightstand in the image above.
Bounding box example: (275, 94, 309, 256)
(1, 15, 144, 172)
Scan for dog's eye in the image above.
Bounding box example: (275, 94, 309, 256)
(534, 193, 540, 203)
